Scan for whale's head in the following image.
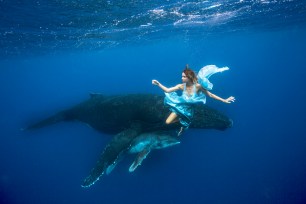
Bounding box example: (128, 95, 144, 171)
(155, 133, 180, 149)
(191, 104, 233, 130)
(129, 131, 180, 153)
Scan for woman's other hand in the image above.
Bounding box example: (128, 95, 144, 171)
(224, 96, 235, 103)
(152, 80, 160, 86)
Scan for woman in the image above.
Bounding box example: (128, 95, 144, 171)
(152, 64, 235, 136)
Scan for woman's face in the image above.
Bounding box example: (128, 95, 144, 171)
(182, 72, 189, 83)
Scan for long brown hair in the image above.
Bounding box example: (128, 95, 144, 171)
(183, 64, 197, 84)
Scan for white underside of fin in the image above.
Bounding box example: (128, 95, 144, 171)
(129, 148, 151, 172)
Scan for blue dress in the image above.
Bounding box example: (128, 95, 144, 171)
(164, 65, 229, 128)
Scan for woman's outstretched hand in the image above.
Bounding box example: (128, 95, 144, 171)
(224, 96, 235, 103)
(152, 80, 160, 86)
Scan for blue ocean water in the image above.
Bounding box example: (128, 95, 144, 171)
(1, 0, 306, 203)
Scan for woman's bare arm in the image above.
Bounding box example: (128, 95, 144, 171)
(200, 86, 235, 103)
(152, 80, 182, 93)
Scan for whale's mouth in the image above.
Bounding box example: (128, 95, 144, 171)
(228, 119, 234, 128)
(213, 118, 233, 131)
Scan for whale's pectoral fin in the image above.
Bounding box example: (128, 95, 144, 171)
(82, 125, 141, 188)
(129, 147, 151, 172)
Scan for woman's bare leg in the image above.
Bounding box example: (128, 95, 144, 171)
(178, 126, 185, 136)
(166, 112, 186, 136)
(165, 112, 179, 124)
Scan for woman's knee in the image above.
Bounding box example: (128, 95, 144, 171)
(165, 119, 172, 125)
(165, 112, 178, 125)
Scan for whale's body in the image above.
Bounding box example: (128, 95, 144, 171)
(26, 93, 232, 187)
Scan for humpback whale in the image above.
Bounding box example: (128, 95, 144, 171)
(108, 131, 180, 174)
(25, 93, 232, 187)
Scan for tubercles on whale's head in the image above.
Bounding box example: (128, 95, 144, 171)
(191, 104, 233, 130)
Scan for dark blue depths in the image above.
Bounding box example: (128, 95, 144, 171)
(1, 1, 306, 204)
